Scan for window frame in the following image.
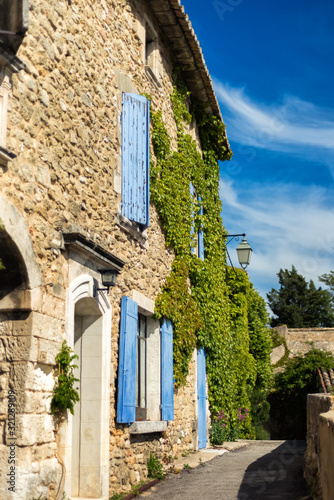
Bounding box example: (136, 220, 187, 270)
(117, 294, 174, 430)
(136, 313, 147, 420)
(121, 93, 150, 227)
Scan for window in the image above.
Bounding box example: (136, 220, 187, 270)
(0, 66, 16, 166)
(136, 313, 147, 420)
(198, 197, 204, 261)
(144, 21, 161, 87)
(145, 31, 156, 69)
(121, 93, 150, 226)
(190, 182, 204, 260)
(117, 295, 174, 427)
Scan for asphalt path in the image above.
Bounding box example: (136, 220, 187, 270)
(144, 441, 311, 500)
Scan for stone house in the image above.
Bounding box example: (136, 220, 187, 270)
(0, 1, 230, 499)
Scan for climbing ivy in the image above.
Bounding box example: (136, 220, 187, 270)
(154, 258, 203, 386)
(51, 341, 80, 416)
(150, 71, 271, 437)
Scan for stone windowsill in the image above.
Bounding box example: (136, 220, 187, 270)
(0, 146, 16, 167)
(145, 65, 161, 88)
(116, 213, 148, 248)
(129, 421, 167, 434)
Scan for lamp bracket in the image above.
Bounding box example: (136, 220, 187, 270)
(93, 285, 110, 297)
(222, 233, 246, 245)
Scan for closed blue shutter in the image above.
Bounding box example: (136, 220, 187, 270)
(197, 347, 207, 449)
(117, 296, 138, 423)
(198, 197, 204, 260)
(121, 93, 150, 226)
(190, 182, 196, 254)
(161, 319, 174, 421)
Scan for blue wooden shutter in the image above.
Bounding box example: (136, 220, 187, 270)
(198, 196, 204, 260)
(197, 347, 207, 449)
(121, 93, 150, 226)
(190, 182, 196, 254)
(161, 319, 174, 421)
(117, 296, 138, 423)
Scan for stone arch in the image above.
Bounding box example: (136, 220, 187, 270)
(0, 194, 42, 311)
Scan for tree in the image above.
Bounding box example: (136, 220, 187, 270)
(267, 266, 334, 327)
(319, 271, 334, 304)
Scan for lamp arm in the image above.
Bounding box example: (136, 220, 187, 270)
(222, 233, 246, 245)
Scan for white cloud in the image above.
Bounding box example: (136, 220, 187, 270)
(213, 80, 334, 162)
(214, 80, 334, 307)
(219, 178, 334, 301)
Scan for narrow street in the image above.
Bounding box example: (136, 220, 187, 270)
(144, 441, 311, 500)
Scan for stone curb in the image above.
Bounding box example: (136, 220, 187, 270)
(122, 479, 160, 500)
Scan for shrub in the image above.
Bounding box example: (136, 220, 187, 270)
(147, 452, 166, 480)
(269, 347, 334, 438)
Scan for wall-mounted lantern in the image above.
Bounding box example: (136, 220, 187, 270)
(94, 268, 119, 296)
(223, 233, 253, 270)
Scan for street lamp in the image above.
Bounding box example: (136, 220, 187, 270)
(236, 236, 253, 269)
(223, 233, 253, 270)
(94, 268, 119, 296)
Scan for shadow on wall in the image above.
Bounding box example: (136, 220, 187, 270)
(0, 230, 29, 300)
(237, 441, 310, 500)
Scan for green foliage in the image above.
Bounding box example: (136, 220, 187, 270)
(319, 270, 334, 304)
(192, 100, 232, 163)
(269, 347, 334, 438)
(150, 73, 272, 438)
(131, 481, 145, 496)
(0, 259, 5, 270)
(183, 463, 192, 469)
(267, 266, 334, 327)
(147, 452, 166, 480)
(109, 493, 125, 500)
(51, 341, 80, 416)
(154, 259, 203, 386)
(210, 410, 231, 445)
(210, 408, 250, 444)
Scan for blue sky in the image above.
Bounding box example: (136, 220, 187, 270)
(182, 0, 334, 305)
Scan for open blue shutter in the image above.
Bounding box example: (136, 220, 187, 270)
(198, 197, 204, 260)
(121, 93, 150, 226)
(197, 347, 207, 449)
(190, 182, 196, 254)
(117, 296, 138, 423)
(161, 319, 174, 421)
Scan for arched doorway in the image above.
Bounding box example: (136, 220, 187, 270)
(63, 274, 111, 499)
(72, 297, 103, 498)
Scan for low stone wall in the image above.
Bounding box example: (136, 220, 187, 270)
(272, 326, 334, 361)
(319, 410, 334, 500)
(304, 394, 334, 500)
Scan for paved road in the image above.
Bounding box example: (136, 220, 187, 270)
(144, 441, 311, 500)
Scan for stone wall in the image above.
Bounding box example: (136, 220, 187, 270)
(319, 410, 334, 500)
(304, 393, 334, 500)
(0, 1, 211, 498)
(271, 325, 334, 366)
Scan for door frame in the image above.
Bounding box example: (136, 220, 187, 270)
(59, 274, 112, 499)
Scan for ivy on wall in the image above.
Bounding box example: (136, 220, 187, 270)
(150, 71, 272, 436)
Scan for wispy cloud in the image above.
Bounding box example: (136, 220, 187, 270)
(214, 79, 334, 304)
(220, 178, 334, 300)
(214, 80, 334, 154)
